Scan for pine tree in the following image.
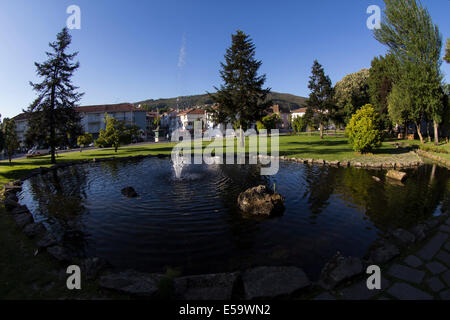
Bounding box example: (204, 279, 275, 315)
(306, 60, 334, 139)
(445, 39, 450, 63)
(0, 114, 4, 153)
(26, 28, 83, 163)
(209, 30, 271, 146)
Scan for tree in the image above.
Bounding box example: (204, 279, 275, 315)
(374, 0, 443, 145)
(292, 116, 307, 133)
(334, 69, 370, 122)
(0, 114, 4, 153)
(77, 133, 93, 151)
(1, 118, 19, 164)
(26, 28, 83, 163)
(306, 60, 334, 139)
(445, 39, 450, 63)
(208, 30, 271, 147)
(387, 83, 412, 136)
(345, 104, 383, 153)
(95, 114, 138, 152)
(367, 54, 397, 129)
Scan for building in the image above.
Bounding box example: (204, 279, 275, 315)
(267, 105, 290, 130)
(290, 107, 308, 120)
(12, 103, 147, 147)
(77, 103, 147, 139)
(177, 108, 206, 131)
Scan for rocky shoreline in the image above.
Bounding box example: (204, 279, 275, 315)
(0, 152, 448, 300)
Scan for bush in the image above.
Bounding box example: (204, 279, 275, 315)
(77, 133, 93, 149)
(345, 104, 383, 153)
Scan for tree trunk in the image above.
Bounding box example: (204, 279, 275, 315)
(433, 120, 439, 145)
(415, 122, 424, 144)
(240, 125, 244, 148)
(426, 122, 431, 143)
(319, 123, 324, 139)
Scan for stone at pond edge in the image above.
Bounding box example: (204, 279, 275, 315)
(391, 229, 416, 246)
(237, 185, 285, 216)
(37, 232, 58, 249)
(83, 257, 110, 280)
(13, 212, 34, 229)
(121, 187, 139, 198)
(366, 239, 400, 265)
(99, 270, 164, 297)
(47, 245, 73, 262)
(174, 273, 238, 300)
(4, 197, 20, 211)
(242, 266, 310, 299)
(23, 223, 46, 238)
(386, 170, 407, 182)
(319, 252, 363, 289)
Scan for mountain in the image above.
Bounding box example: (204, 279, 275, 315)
(135, 92, 307, 113)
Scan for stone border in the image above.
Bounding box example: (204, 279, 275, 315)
(0, 153, 448, 300)
(416, 149, 450, 169)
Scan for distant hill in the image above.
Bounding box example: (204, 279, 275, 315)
(135, 92, 307, 113)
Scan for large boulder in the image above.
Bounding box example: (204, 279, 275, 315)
(386, 170, 407, 182)
(4, 197, 20, 211)
(319, 252, 363, 289)
(174, 273, 238, 300)
(99, 270, 164, 297)
(242, 266, 310, 299)
(47, 245, 73, 262)
(391, 228, 416, 246)
(237, 185, 285, 216)
(121, 187, 139, 198)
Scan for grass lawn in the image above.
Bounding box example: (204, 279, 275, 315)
(0, 134, 433, 299)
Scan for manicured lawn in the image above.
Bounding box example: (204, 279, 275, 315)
(0, 135, 422, 187)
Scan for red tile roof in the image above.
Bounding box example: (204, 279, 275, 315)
(177, 108, 206, 116)
(75, 103, 143, 113)
(291, 107, 307, 113)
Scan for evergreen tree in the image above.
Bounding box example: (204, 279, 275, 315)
(26, 28, 83, 163)
(367, 54, 397, 130)
(374, 0, 443, 144)
(306, 60, 334, 139)
(1, 118, 19, 164)
(208, 30, 271, 146)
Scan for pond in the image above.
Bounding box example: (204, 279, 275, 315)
(18, 158, 450, 280)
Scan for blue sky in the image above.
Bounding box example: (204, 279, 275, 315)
(0, 0, 449, 119)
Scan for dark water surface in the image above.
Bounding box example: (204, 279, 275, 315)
(19, 158, 449, 280)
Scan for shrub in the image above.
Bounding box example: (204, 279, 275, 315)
(77, 133, 93, 149)
(345, 104, 383, 153)
(292, 116, 307, 133)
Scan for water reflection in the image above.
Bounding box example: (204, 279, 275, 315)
(18, 158, 449, 280)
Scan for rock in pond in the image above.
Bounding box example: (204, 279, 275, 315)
(121, 187, 139, 198)
(37, 232, 58, 249)
(237, 185, 285, 216)
(391, 228, 416, 246)
(99, 270, 164, 297)
(4, 197, 20, 211)
(174, 273, 238, 300)
(319, 252, 363, 289)
(242, 266, 310, 299)
(386, 170, 407, 182)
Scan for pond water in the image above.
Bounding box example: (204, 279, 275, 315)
(18, 158, 450, 280)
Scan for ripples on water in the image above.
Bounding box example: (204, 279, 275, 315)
(19, 158, 449, 280)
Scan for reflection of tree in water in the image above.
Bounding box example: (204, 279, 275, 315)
(302, 166, 336, 216)
(28, 166, 89, 254)
(335, 165, 449, 231)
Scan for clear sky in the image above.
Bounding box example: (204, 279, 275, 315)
(0, 0, 449, 119)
